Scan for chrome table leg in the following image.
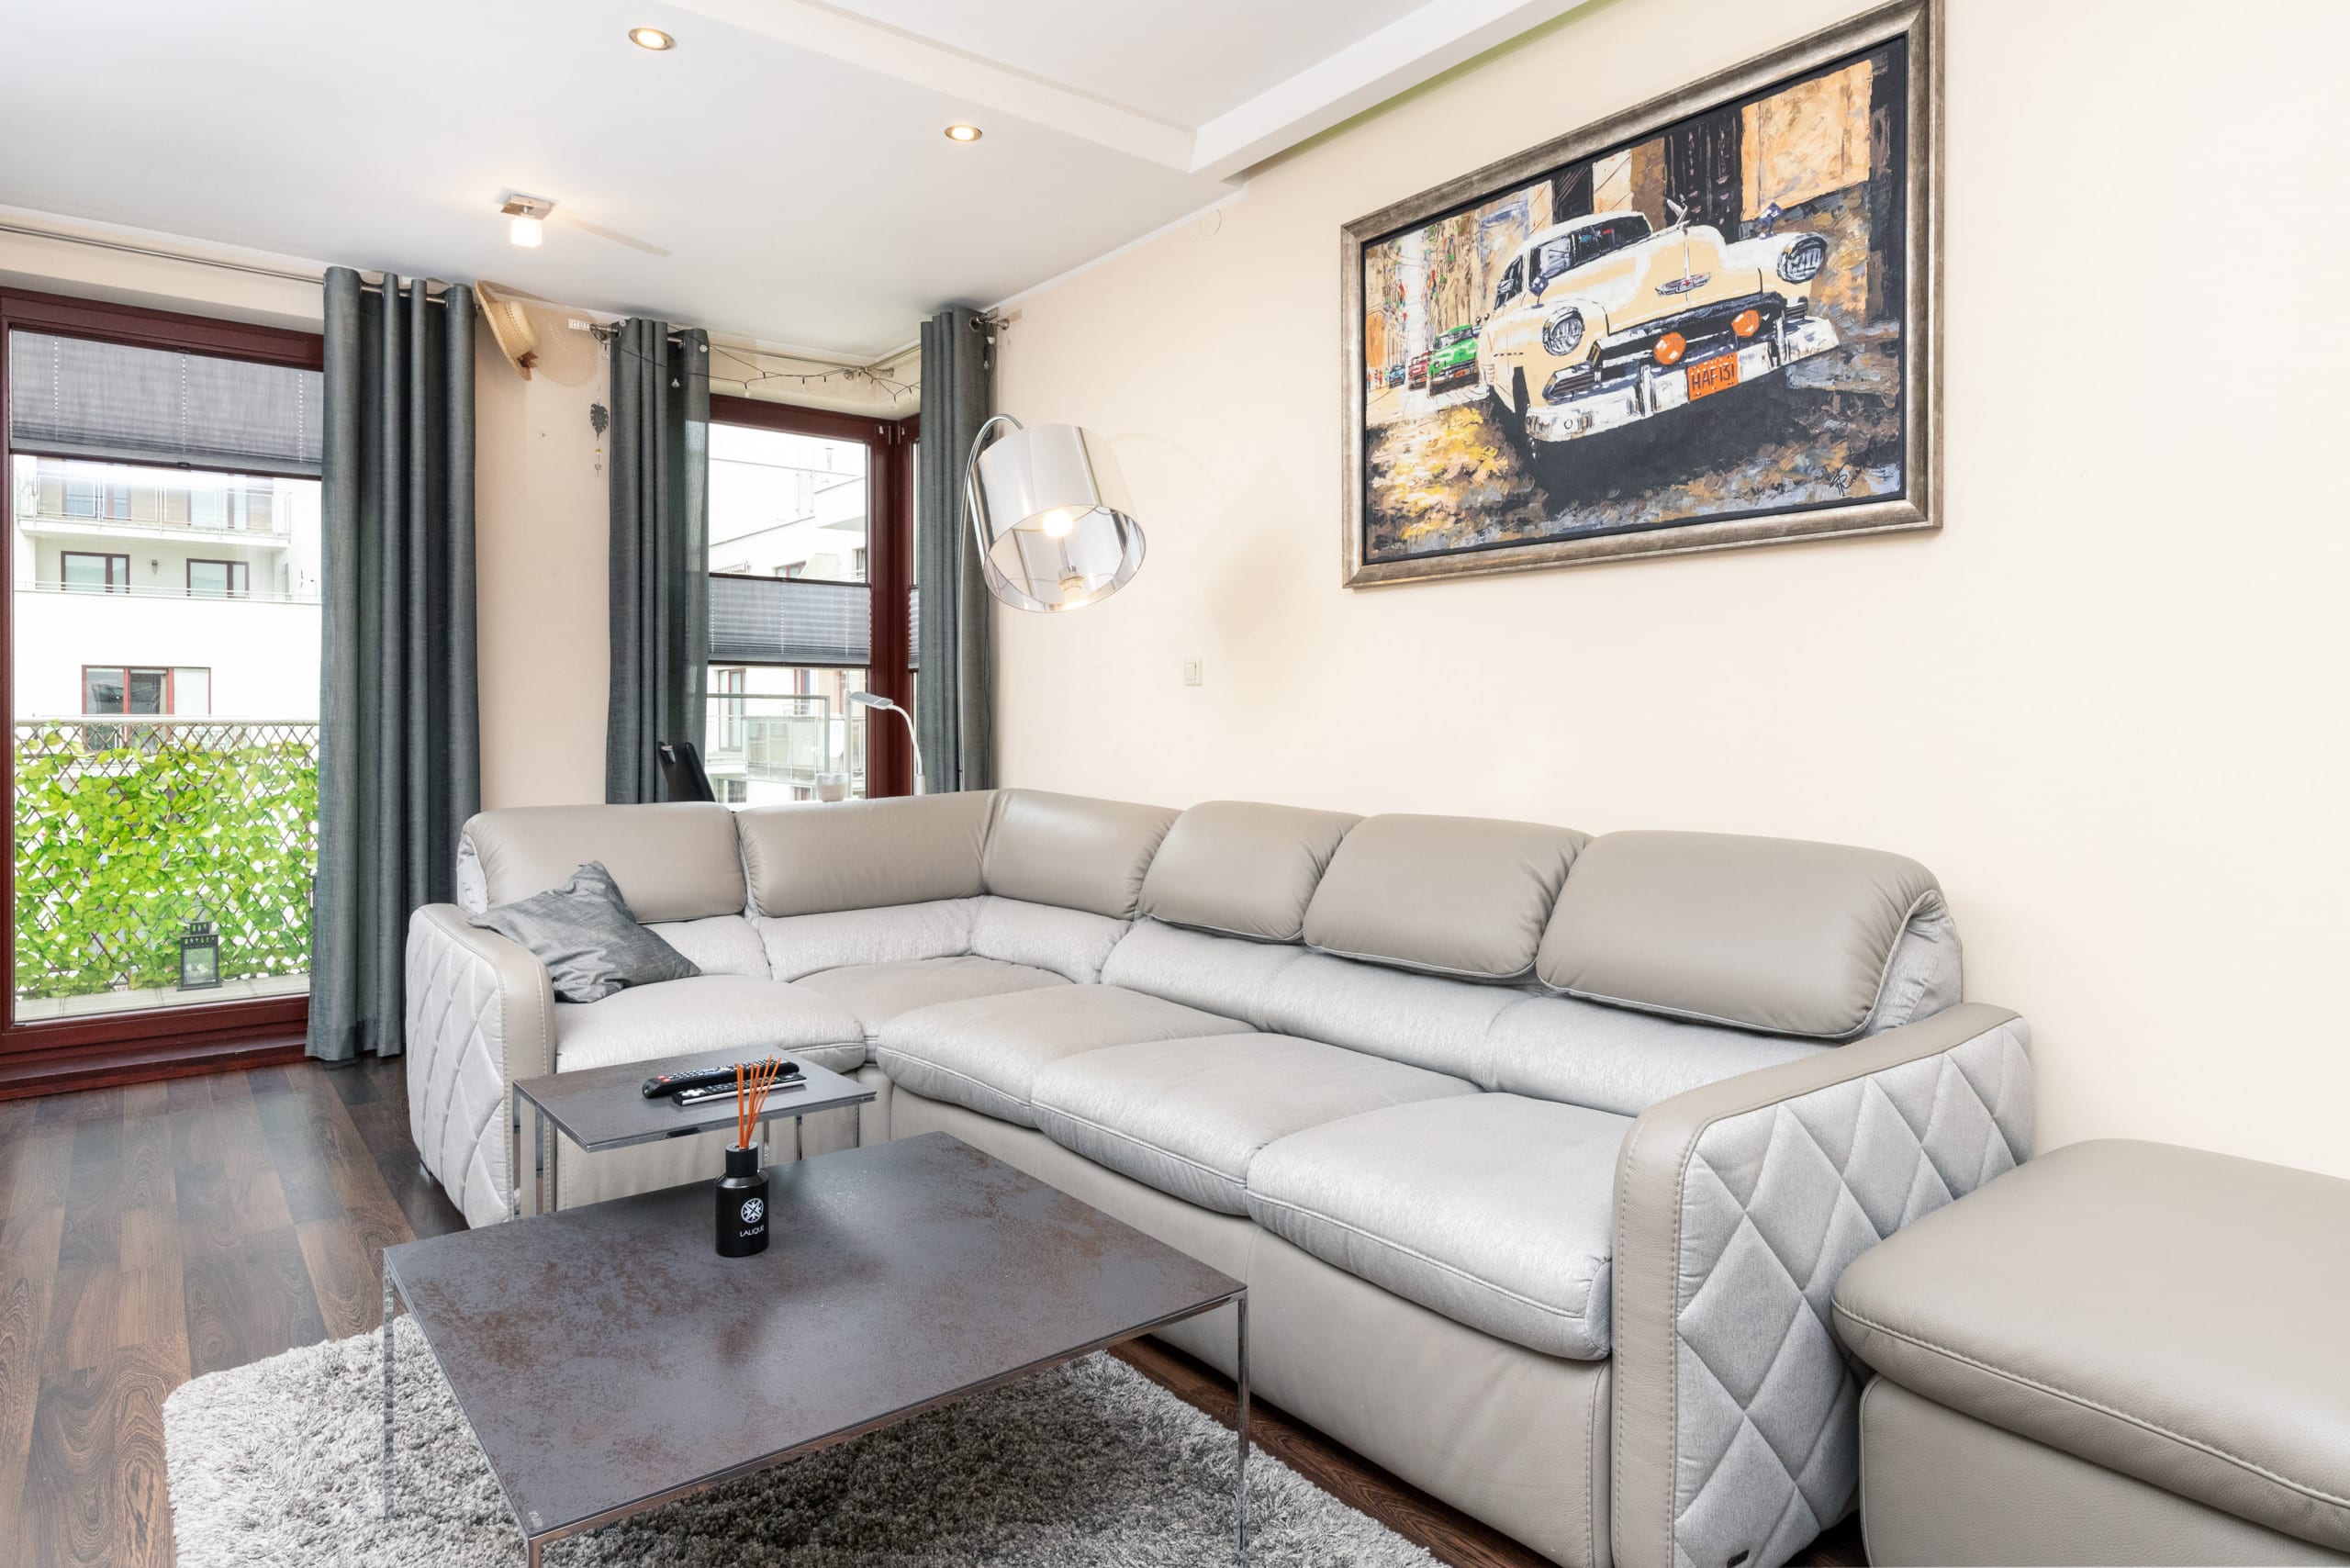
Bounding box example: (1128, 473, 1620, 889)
(380, 1267, 397, 1518)
(507, 1084, 522, 1223)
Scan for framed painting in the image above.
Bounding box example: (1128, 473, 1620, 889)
(1340, 0, 1940, 587)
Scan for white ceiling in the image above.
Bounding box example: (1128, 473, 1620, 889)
(0, 0, 1588, 359)
(824, 0, 1433, 126)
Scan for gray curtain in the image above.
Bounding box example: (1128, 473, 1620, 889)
(606, 319, 711, 802)
(915, 308, 994, 791)
(308, 269, 479, 1062)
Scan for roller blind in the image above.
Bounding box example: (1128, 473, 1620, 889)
(708, 574, 868, 666)
(6, 330, 323, 477)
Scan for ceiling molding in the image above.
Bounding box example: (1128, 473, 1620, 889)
(666, 0, 1200, 168)
(1186, 0, 1596, 178)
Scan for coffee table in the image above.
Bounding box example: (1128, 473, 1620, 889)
(380, 1132, 1250, 1564)
(508, 1047, 877, 1217)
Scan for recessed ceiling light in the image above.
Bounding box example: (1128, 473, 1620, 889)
(945, 124, 983, 143)
(629, 27, 675, 50)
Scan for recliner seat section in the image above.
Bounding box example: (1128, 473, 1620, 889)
(406, 789, 2031, 1568)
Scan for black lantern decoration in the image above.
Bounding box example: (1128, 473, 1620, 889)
(178, 921, 221, 991)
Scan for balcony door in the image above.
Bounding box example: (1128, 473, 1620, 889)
(1, 288, 324, 1089)
(705, 396, 915, 803)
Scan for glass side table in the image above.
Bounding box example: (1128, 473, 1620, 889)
(507, 1047, 876, 1218)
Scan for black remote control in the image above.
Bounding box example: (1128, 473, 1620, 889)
(640, 1060, 799, 1099)
(675, 1073, 805, 1108)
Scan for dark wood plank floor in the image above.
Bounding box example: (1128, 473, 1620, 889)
(0, 1057, 1862, 1568)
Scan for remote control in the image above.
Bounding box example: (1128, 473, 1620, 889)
(674, 1073, 805, 1108)
(640, 1060, 800, 1099)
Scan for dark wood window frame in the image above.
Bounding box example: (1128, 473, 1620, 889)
(1, 285, 321, 1097)
(60, 550, 131, 592)
(708, 395, 918, 799)
(185, 556, 250, 597)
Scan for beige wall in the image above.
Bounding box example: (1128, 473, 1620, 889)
(993, 0, 2350, 1176)
(472, 306, 609, 808)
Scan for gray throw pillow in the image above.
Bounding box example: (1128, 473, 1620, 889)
(467, 861, 699, 1003)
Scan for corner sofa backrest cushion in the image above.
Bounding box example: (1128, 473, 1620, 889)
(459, 803, 745, 923)
(983, 789, 1177, 920)
(1138, 800, 1361, 942)
(737, 792, 994, 917)
(1537, 829, 1953, 1039)
(1301, 813, 1588, 981)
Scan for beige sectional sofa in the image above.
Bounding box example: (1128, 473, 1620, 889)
(405, 789, 2034, 1568)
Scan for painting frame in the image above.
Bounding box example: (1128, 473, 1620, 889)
(1339, 0, 1942, 588)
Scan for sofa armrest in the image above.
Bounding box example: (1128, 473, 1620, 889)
(403, 902, 556, 1227)
(1611, 1002, 2032, 1568)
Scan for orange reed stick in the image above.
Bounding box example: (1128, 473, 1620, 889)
(735, 1056, 783, 1150)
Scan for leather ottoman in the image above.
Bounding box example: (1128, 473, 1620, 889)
(1832, 1138, 2350, 1566)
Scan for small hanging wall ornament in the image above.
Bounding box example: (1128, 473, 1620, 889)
(588, 401, 609, 476)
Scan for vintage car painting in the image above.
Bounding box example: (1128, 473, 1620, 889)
(1346, 3, 1935, 584)
(1479, 207, 1835, 446)
(1427, 325, 1481, 393)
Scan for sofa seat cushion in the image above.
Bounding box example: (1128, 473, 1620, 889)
(791, 956, 1069, 1040)
(878, 986, 1252, 1129)
(1245, 1094, 1627, 1360)
(1030, 1035, 1476, 1215)
(554, 974, 867, 1074)
(1833, 1138, 2350, 1553)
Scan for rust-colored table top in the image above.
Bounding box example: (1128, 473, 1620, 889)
(383, 1132, 1244, 1541)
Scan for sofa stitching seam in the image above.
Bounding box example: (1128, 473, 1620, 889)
(1243, 1191, 1604, 1335)
(1830, 1304, 2350, 1512)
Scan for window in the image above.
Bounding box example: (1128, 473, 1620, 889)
(712, 666, 746, 751)
(1533, 215, 1653, 288)
(186, 558, 250, 598)
(62, 551, 129, 592)
(6, 288, 321, 1044)
(81, 665, 209, 715)
(704, 399, 914, 804)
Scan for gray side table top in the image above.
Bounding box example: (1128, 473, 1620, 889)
(514, 1048, 875, 1153)
(383, 1132, 1244, 1545)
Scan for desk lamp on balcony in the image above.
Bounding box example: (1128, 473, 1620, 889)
(965, 416, 1146, 612)
(847, 691, 923, 796)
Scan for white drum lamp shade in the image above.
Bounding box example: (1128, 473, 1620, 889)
(967, 418, 1145, 612)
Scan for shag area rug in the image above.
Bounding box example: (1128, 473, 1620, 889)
(164, 1317, 1441, 1566)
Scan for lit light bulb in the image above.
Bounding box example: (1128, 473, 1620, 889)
(1040, 507, 1078, 539)
(509, 213, 543, 248)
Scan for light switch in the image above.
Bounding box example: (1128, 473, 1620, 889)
(1182, 659, 1203, 687)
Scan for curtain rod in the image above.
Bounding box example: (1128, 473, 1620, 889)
(0, 221, 454, 297)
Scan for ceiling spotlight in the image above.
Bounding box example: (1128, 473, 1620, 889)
(945, 124, 983, 143)
(629, 27, 675, 50)
(500, 194, 554, 248)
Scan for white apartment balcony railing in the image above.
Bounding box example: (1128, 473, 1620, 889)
(16, 578, 319, 605)
(14, 505, 294, 542)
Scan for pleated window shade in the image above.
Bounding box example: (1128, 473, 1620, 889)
(708, 573, 870, 666)
(6, 330, 323, 477)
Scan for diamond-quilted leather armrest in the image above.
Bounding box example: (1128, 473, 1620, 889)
(405, 903, 557, 1226)
(1609, 1002, 2032, 1568)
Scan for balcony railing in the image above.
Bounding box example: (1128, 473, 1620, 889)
(704, 694, 865, 797)
(12, 718, 318, 1005)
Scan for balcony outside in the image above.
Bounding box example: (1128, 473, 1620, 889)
(11, 449, 322, 1019)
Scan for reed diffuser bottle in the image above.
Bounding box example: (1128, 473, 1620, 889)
(715, 1144, 768, 1257)
(716, 1058, 782, 1258)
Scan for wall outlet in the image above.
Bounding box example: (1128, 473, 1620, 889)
(1182, 658, 1203, 688)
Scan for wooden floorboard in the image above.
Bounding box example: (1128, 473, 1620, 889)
(0, 1054, 1864, 1568)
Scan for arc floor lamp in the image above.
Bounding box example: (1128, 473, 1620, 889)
(854, 415, 1143, 795)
